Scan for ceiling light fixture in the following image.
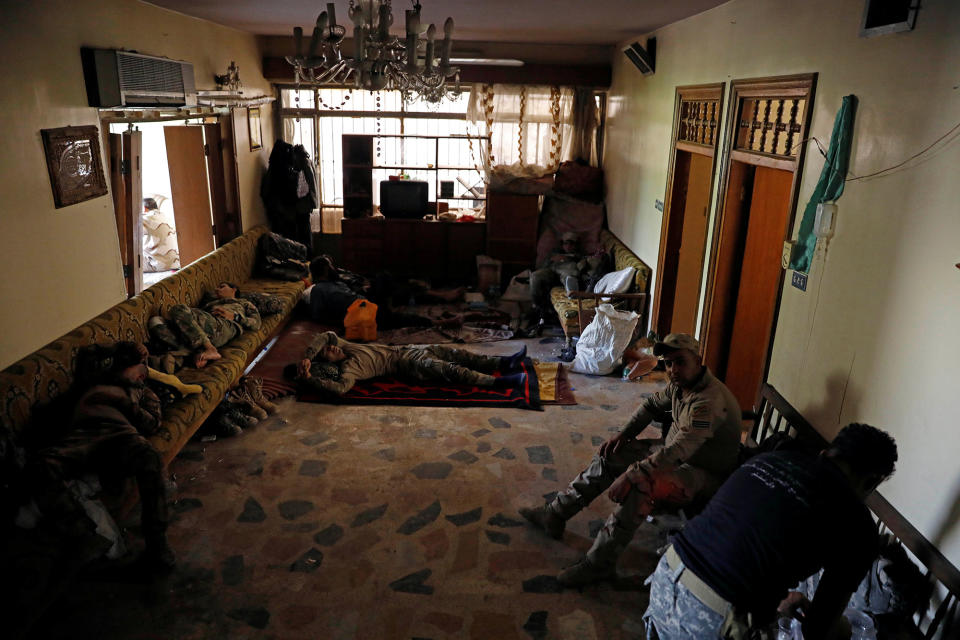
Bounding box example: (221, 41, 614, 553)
(285, 0, 461, 103)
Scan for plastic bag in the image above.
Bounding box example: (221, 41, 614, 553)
(344, 299, 378, 341)
(570, 303, 639, 375)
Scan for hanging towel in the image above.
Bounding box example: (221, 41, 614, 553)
(789, 95, 858, 273)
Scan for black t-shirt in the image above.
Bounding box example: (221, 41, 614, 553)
(673, 450, 877, 616)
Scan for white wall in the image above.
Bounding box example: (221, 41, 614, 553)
(604, 0, 960, 564)
(0, 0, 273, 369)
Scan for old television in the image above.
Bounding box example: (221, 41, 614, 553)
(379, 180, 429, 218)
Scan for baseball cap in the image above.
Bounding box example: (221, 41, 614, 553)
(653, 333, 700, 357)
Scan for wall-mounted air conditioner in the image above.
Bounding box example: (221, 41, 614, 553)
(81, 48, 197, 108)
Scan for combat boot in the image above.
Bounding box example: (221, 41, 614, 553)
(241, 376, 279, 415)
(214, 411, 243, 437)
(519, 504, 566, 540)
(226, 406, 259, 430)
(227, 390, 268, 421)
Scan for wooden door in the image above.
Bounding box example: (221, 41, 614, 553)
(723, 166, 793, 410)
(164, 126, 215, 266)
(219, 116, 242, 240)
(109, 130, 143, 296)
(669, 152, 712, 334)
(202, 123, 230, 247)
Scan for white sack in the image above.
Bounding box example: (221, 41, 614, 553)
(593, 266, 635, 294)
(571, 303, 639, 375)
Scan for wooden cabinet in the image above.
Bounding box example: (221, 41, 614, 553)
(485, 191, 541, 281)
(342, 135, 374, 218)
(341, 218, 486, 284)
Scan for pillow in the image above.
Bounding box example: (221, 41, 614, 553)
(239, 291, 284, 316)
(593, 266, 635, 295)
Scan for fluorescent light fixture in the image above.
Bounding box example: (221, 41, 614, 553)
(450, 57, 524, 66)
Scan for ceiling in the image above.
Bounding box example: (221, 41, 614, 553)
(144, 0, 730, 44)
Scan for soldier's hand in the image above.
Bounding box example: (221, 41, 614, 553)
(599, 432, 630, 458)
(298, 358, 312, 378)
(212, 307, 228, 319)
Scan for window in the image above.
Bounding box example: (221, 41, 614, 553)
(278, 87, 483, 212)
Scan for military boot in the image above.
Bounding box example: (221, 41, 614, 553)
(241, 376, 279, 415)
(227, 391, 268, 421)
(557, 557, 617, 588)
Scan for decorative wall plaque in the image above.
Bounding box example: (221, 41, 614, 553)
(40, 125, 108, 208)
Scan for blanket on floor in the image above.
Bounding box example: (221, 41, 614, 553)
(297, 356, 540, 410)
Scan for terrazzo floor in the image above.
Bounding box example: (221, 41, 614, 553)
(30, 337, 672, 640)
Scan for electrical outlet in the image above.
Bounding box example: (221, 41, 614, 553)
(781, 241, 794, 269)
(655, 199, 664, 212)
(791, 271, 808, 291)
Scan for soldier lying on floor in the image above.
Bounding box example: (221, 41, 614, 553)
(284, 331, 528, 395)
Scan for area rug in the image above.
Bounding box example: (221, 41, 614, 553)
(297, 356, 540, 410)
(534, 361, 577, 405)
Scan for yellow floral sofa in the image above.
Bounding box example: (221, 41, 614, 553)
(0, 225, 304, 467)
(549, 229, 652, 338)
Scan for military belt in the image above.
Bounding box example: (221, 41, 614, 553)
(665, 545, 731, 615)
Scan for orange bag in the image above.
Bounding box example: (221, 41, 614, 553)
(344, 299, 378, 341)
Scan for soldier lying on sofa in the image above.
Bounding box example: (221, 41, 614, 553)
(150, 281, 261, 369)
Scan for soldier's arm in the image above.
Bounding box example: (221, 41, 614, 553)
(620, 387, 672, 439)
(300, 371, 356, 396)
(239, 300, 261, 331)
(130, 386, 163, 435)
(304, 331, 338, 360)
(631, 399, 720, 477)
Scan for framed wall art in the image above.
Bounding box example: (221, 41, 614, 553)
(248, 106, 262, 151)
(40, 125, 108, 208)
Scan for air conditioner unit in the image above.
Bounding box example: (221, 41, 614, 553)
(81, 48, 197, 108)
(623, 37, 656, 76)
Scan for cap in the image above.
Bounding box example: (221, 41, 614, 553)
(653, 333, 700, 357)
(561, 231, 578, 243)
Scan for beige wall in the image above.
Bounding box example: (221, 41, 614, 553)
(0, 0, 273, 369)
(605, 0, 960, 564)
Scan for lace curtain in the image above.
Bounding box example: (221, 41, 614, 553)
(466, 84, 574, 175)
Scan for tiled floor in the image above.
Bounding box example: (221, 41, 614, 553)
(31, 338, 671, 640)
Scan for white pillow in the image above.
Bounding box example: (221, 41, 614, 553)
(592, 266, 636, 294)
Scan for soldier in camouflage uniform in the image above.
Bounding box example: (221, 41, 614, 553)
(286, 331, 528, 395)
(168, 282, 261, 368)
(36, 341, 174, 571)
(520, 333, 742, 587)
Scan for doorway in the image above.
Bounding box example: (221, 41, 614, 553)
(107, 117, 241, 295)
(652, 84, 724, 337)
(700, 74, 817, 412)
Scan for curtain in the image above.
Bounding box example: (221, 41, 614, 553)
(568, 87, 599, 166)
(466, 84, 574, 174)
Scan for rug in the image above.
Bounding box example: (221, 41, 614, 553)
(376, 303, 514, 345)
(297, 356, 540, 410)
(534, 361, 577, 405)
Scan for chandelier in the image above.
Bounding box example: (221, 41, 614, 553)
(285, 1, 461, 103)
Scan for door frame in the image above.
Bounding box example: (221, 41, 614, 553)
(651, 83, 725, 335)
(699, 73, 818, 409)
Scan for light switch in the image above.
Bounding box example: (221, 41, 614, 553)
(781, 241, 794, 269)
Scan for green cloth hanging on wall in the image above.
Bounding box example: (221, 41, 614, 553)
(789, 94, 858, 273)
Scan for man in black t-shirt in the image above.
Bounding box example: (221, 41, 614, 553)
(642, 423, 897, 639)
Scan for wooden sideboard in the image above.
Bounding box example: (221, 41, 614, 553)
(485, 191, 541, 283)
(340, 217, 486, 284)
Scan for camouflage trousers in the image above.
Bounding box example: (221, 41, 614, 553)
(169, 304, 238, 350)
(644, 552, 778, 640)
(548, 439, 721, 568)
(396, 345, 500, 387)
(643, 553, 728, 639)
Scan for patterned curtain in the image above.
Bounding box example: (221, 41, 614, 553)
(466, 84, 574, 173)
